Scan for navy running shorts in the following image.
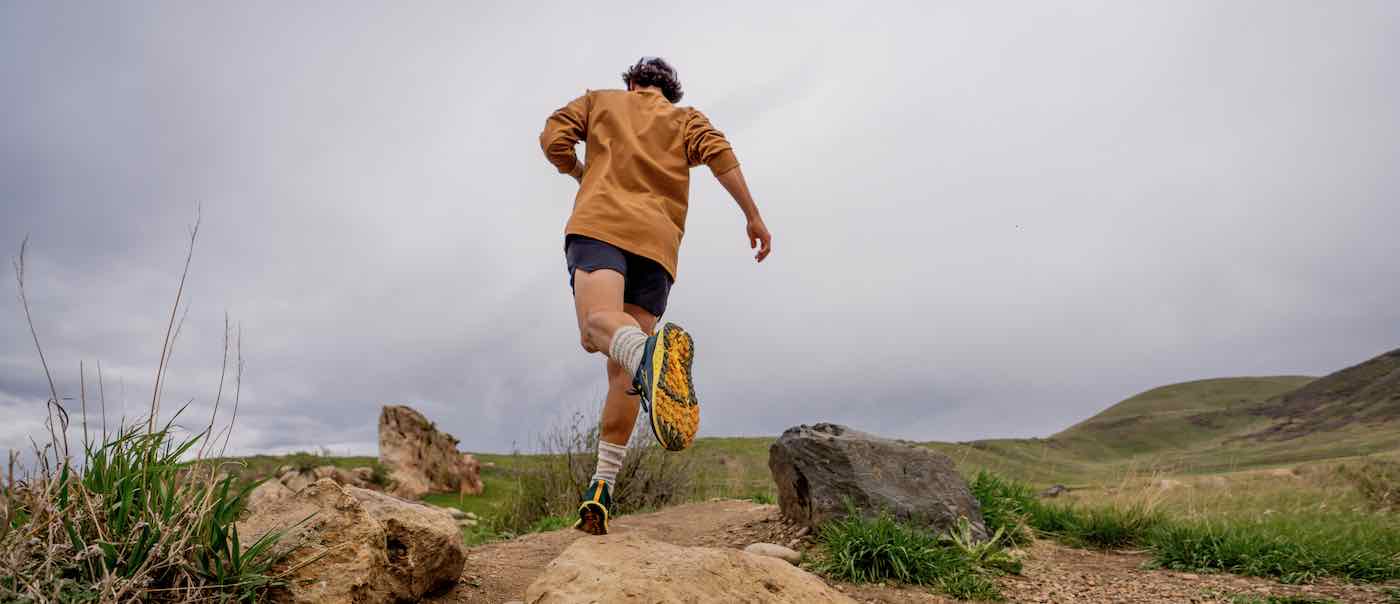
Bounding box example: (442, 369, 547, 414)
(565, 234, 673, 318)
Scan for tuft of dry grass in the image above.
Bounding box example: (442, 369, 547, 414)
(1, 223, 292, 602)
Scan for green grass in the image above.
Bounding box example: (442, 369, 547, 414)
(964, 471, 1400, 584)
(810, 507, 1017, 601)
(1149, 512, 1400, 584)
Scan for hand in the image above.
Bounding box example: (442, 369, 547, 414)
(747, 218, 772, 262)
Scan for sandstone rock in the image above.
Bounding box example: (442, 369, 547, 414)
(378, 405, 482, 499)
(245, 479, 294, 515)
(525, 533, 854, 603)
(351, 466, 376, 486)
(769, 423, 986, 540)
(313, 465, 374, 489)
(1040, 484, 1068, 498)
(745, 542, 802, 564)
(459, 453, 484, 495)
(280, 470, 314, 493)
(236, 478, 394, 604)
(346, 486, 466, 599)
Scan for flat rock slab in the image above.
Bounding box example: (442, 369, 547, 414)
(524, 532, 855, 603)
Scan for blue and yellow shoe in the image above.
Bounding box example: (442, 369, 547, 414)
(574, 479, 613, 535)
(631, 322, 700, 452)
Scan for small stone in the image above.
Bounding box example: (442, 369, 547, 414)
(465, 511, 478, 520)
(744, 543, 801, 565)
(446, 508, 468, 519)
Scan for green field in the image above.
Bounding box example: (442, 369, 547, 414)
(234, 349, 1400, 553)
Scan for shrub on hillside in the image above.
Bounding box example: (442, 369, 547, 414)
(1335, 458, 1400, 510)
(497, 410, 700, 534)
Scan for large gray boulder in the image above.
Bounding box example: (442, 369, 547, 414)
(768, 423, 986, 540)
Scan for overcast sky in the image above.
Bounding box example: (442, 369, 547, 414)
(2, 1, 1398, 458)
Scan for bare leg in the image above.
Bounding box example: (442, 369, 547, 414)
(572, 269, 657, 445)
(600, 304, 657, 445)
(572, 268, 637, 353)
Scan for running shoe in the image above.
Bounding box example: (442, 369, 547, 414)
(631, 322, 699, 451)
(574, 478, 613, 535)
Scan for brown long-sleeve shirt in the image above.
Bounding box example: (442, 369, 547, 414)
(540, 88, 739, 279)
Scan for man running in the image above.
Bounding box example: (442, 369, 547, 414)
(540, 57, 771, 535)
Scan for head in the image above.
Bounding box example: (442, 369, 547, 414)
(622, 57, 683, 103)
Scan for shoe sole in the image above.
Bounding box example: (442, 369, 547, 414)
(574, 500, 608, 535)
(647, 322, 699, 452)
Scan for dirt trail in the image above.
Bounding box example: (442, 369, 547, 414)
(432, 500, 1396, 604)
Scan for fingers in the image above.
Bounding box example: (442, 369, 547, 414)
(755, 233, 772, 262)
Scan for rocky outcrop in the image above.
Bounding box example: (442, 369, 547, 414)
(236, 478, 467, 603)
(346, 487, 466, 598)
(271, 464, 378, 495)
(245, 479, 294, 514)
(768, 423, 987, 540)
(459, 453, 484, 495)
(378, 405, 482, 499)
(236, 478, 395, 603)
(524, 533, 854, 603)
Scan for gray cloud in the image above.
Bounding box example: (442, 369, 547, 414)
(3, 1, 1398, 458)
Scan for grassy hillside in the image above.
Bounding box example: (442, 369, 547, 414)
(1254, 347, 1400, 440)
(1048, 376, 1314, 460)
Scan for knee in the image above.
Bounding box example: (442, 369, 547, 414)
(585, 310, 610, 335)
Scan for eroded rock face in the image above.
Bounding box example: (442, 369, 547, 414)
(525, 533, 855, 604)
(346, 487, 466, 599)
(768, 423, 987, 540)
(378, 405, 481, 500)
(236, 479, 394, 604)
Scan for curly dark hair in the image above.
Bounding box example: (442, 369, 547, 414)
(622, 57, 684, 103)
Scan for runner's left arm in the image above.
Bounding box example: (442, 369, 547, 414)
(684, 110, 771, 262)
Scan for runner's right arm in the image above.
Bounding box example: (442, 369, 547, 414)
(540, 93, 591, 182)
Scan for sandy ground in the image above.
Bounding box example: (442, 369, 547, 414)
(430, 500, 1397, 604)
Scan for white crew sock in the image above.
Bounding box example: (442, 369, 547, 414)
(608, 325, 649, 377)
(591, 440, 628, 486)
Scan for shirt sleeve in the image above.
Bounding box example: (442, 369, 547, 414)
(539, 92, 591, 174)
(684, 109, 740, 176)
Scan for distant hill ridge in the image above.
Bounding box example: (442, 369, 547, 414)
(1251, 348, 1400, 440)
(914, 346, 1400, 482)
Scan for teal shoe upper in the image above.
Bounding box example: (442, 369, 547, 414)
(582, 478, 613, 511)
